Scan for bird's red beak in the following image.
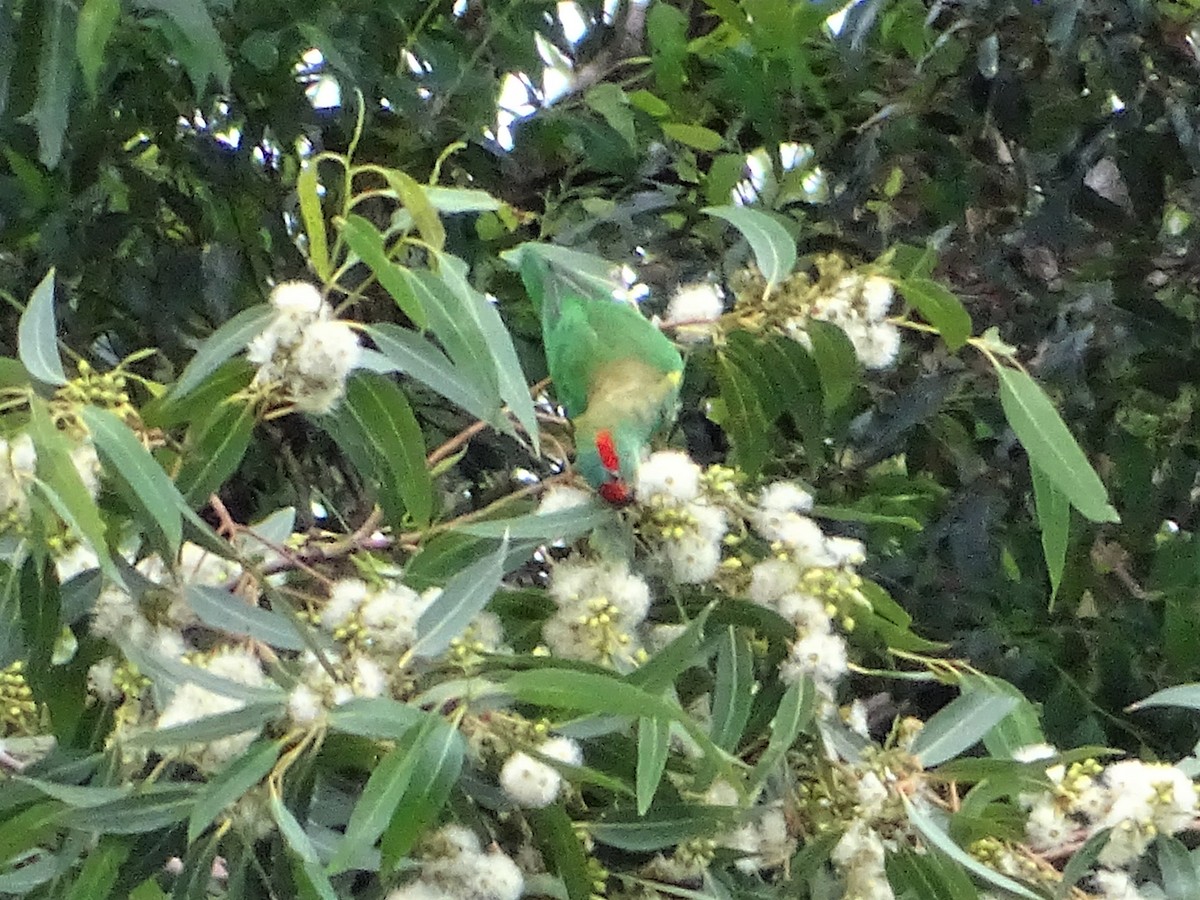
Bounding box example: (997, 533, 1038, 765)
(598, 480, 634, 506)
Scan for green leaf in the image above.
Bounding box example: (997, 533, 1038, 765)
(271, 794, 338, 900)
(805, 319, 861, 414)
(530, 805, 593, 900)
(324, 373, 432, 528)
(297, 161, 331, 281)
(911, 689, 1020, 767)
(176, 402, 255, 507)
(185, 586, 306, 651)
(588, 805, 738, 851)
(76, 0, 118, 97)
(710, 628, 754, 752)
(13, 777, 129, 808)
(423, 186, 502, 214)
(1157, 835, 1200, 900)
(646, 1, 688, 97)
(903, 799, 1042, 900)
(1055, 828, 1110, 898)
(586, 84, 637, 149)
(382, 169, 446, 252)
(1129, 682, 1200, 712)
(81, 407, 184, 554)
(750, 677, 816, 787)
(702, 206, 797, 289)
(380, 720, 464, 868)
(19, 269, 67, 385)
(131, 0, 230, 95)
(326, 719, 436, 874)
(338, 215, 427, 328)
(170, 305, 275, 401)
(636, 717, 671, 815)
(28, 400, 121, 586)
(716, 353, 769, 476)
(994, 365, 1119, 523)
(455, 502, 614, 541)
(413, 534, 507, 658)
(626, 606, 713, 693)
(66, 786, 197, 834)
(899, 277, 973, 351)
(63, 836, 129, 900)
(662, 122, 724, 151)
(0, 801, 64, 865)
(1031, 461, 1070, 610)
(29, 0, 76, 169)
(187, 739, 282, 842)
(366, 323, 501, 426)
(123, 701, 281, 747)
(435, 254, 538, 453)
(327, 698, 425, 740)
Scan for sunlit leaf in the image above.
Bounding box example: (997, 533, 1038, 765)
(413, 534, 507, 658)
(30, 0, 75, 168)
(187, 739, 282, 842)
(911, 689, 1019, 767)
(636, 717, 671, 815)
(1031, 461, 1069, 610)
(170, 305, 274, 402)
(899, 277, 973, 351)
(297, 161, 331, 281)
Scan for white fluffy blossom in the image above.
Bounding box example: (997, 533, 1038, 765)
(319, 577, 432, 655)
(636, 451, 702, 503)
(786, 269, 902, 370)
(759, 481, 814, 514)
(0, 433, 36, 523)
(249, 281, 360, 414)
(832, 820, 894, 900)
(536, 484, 592, 516)
(154, 647, 268, 772)
(1093, 870, 1147, 900)
(747, 558, 801, 604)
(543, 558, 651, 668)
(1095, 760, 1198, 866)
(780, 630, 848, 690)
(499, 736, 581, 809)
(414, 825, 524, 900)
(664, 283, 724, 343)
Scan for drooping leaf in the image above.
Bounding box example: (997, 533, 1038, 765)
(131, 0, 230, 95)
(19, 269, 67, 385)
(636, 717, 671, 815)
(323, 372, 433, 529)
(338, 214, 427, 328)
(175, 401, 255, 507)
(381, 169, 445, 252)
(716, 353, 769, 476)
(805, 318, 861, 414)
(413, 534, 507, 658)
(29, 0, 76, 169)
(710, 628, 754, 752)
(76, 0, 118, 96)
(994, 365, 1119, 523)
(65, 785, 198, 835)
(702, 205, 797, 289)
(454, 502, 614, 542)
(588, 805, 739, 851)
(81, 407, 184, 554)
(1031, 461, 1070, 610)
(380, 720, 464, 868)
(750, 677, 816, 787)
(187, 739, 282, 842)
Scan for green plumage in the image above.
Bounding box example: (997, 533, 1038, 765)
(520, 253, 684, 496)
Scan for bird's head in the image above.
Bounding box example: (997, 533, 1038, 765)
(576, 426, 641, 506)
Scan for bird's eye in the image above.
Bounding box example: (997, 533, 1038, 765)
(598, 480, 634, 506)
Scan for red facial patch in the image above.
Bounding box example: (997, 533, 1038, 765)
(598, 480, 634, 506)
(595, 429, 620, 473)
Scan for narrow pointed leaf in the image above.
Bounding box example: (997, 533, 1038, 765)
(413, 534, 507, 657)
(188, 739, 282, 842)
(1031, 461, 1069, 610)
(899, 277, 973, 351)
(911, 690, 1019, 767)
(751, 677, 816, 787)
(380, 721, 464, 867)
(338, 214, 427, 328)
(30, 0, 76, 169)
(636, 717, 671, 814)
(710, 628, 754, 751)
(185, 585, 306, 650)
(76, 0, 118, 96)
(995, 365, 1118, 523)
(81, 407, 184, 553)
(170, 305, 275, 401)
(297, 161, 331, 281)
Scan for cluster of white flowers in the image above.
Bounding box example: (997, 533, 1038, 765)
(386, 825, 523, 900)
(636, 450, 729, 583)
(543, 558, 651, 669)
(247, 281, 362, 414)
(704, 780, 795, 873)
(832, 819, 895, 900)
(0, 431, 99, 555)
(499, 735, 582, 808)
(154, 646, 267, 772)
(786, 273, 900, 370)
(319, 576, 436, 653)
(1015, 744, 1199, 881)
(747, 481, 865, 698)
(663, 282, 724, 344)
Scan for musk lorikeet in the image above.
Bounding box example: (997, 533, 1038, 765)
(519, 252, 684, 504)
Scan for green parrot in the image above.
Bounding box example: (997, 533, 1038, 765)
(520, 253, 684, 504)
